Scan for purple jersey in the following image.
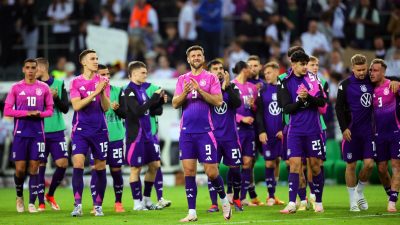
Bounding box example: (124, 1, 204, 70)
(4, 80, 54, 137)
(211, 84, 239, 140)
(232, 79, 258, 130)
(70, 74, 110, 136)
(259, 83, 283, 141)
(174, 70, 221, 133)
(373, 79, 400, 134)
(283, 71, 323, 136)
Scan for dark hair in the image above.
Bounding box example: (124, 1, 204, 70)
(98, 64, 107, 70)
(233, 61, 248, 74)
(127, 61, 147, 76)
(186, 45, 204, 57)
(287, 46, 305, 57)
(24, 58, 37, 66)
(35, 57, 49, 69)
(370, 58, 387, 70)
(290, 51, 310, 63)
(79, 49, 96, 63)
(207, 59, 223, 70)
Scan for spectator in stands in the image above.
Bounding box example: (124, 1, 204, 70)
(177, 0, 198, 59)
(277, 0, 306, 40)
(221, 0, 235, 48)
(71, 0, 96, 23)
(173, 61, 189, 78)
(102, 0, 122, 21)
(51, 56, 67, 79)
(265, 13, 294, 55)
(317, 11, 334, 43)
(301, 19, 331, 56)
(47, 0, 73, 57)
(143, 23, 163, 52)
(328, 50, 345, 74)
(16, 0, 38, 59)
(326, 0, 347, 46)
(152, 55, 176, 79)
(373, 36, 386, 59)
(0, 1, 19, 66)
(304, 0, 329, 22)
(198, 0, 223, 60)
(71, 21, 88, 66)
(236, 0, 270, 58)
(144, 50, 158, 75)
(63, 61, 76, 90)
(225, 39, 249, 77)
(387, 4, 400, 36)
(348, 0, 380, 49)
(163, 23, 180, 65)
(100, 8, 123, 29)
(386, 34, 400, 61)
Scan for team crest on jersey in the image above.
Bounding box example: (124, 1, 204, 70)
(214, 101, 228, 114)
(384, 87, 390, 95)
(360, 85, 367, 93)
(248, 88, 253, 95)
(36, 88, 42, 96)
(347, 153, 352, 160)
(200, 79, 206, 87)
(272, 93, 277, 101)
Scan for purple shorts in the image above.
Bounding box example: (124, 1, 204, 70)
(179, 132, 218, 163)
(71, 133, 108, 161)
(217, 139, 242, 166)
(341, 133, 376, 163)
(237, 129, 255, 158)
(107, 140, 125, 167)
(41, 135, 68, 163)
(262, 138, 282, 161)
(286, 134, 325, 159)
(126, 138, 160, 167)
(375, 132, 400, 162)
(12, 136, 45, 161)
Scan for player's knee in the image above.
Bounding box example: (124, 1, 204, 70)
(206, 170, 219, 180)
(346, 162, 357, 171)
(377, 163, 388, 175)
(15, 169, 25, 178)
(110, 166, 121, 172)
(183, 168, 196, 176)
(56, 159, 68, 169)
(363, 161, 374, 171)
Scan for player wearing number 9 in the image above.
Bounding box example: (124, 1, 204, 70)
(4, 58, 54, 213)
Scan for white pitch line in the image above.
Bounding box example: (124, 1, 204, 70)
(191, 213, 400, 225)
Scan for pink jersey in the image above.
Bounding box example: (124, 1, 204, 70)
(232, 79, 258, 130)
(174, 70, 221, 133)
(4, 80, 54, 137)
(70, 74, 110, 136)
(373, 79, 400, 134)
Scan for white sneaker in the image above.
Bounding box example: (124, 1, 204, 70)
(350, 204, 360, 212)
(133, 203, 149, 211)
(309, 194, 316, 210)
(156, 198, 172, 208)
(357, 196, 368, 210)
(16, 197, 24, 213)
(94, 206, 104, 216)
(266, 198, 275, 206)
(387, 201, 397, 212)
(71, 204, 83, 217)
(227, 193, 233, 204)
(314, 202, 324, 213)
(298, 200, 309, 211)
(222, 202, 232, 220)
(179, 214, 198, 222)
(28, 204, 38, 213)
(280, 202, 296, 214)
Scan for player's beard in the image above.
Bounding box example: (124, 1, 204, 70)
(190, 61, 203, 70)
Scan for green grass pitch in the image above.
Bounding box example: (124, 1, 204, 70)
(0, 185, 398, 225)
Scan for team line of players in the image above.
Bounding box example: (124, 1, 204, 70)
(4, 45, 399, 221)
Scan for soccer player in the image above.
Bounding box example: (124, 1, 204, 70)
(143, 81, 172, 209)
(4, 59, 54, 213)
(231, 61, 259, 206)
(256, 61, 285, 206)
(35, 58, 69, 211)
(335, 54, 375, 212)
(369, 58, 400, 212)
(306, 56, 329, 209)
(69, 49, 110, 217)
(124, 61, 165, 211)
(206, 59, 243, 212)
(172, 45, 231, 222)
(247, 55, 266, 90)
(279, 51, 326, 214)
(96, 64, 126, 212)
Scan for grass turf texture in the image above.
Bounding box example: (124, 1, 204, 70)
(0, 185, 398, 225)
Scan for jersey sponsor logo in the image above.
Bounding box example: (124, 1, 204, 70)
(360, 85, 367, 93)
(200, 79, 206, 87)
(36, 88, 42, 96)
(214, 101, 228, 114)
(360, 93, 372, 107)
(19, 91, 26, 95)
(384, 87, 389, 95)
(272, 93, 277, 101)
(129, 92, 135, 96)
(79, 86, 86, 91)
(268, 101, 281, 116)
